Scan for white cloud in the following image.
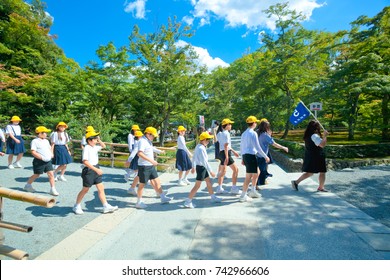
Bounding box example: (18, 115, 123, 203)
(124, 0, 148, 19)
(182, 15, 194, 26)
(189, 0, 324, 30)
(176, 40, 229, 72)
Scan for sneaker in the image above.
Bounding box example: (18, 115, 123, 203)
(8, 164, 14, 169)
(127, 187, 137, 196)
(73, 204, 84, 215)
(183, 178, 191, 185)
(135, 201, 148, 209)
(230, 186, 242, 195)
(160, 195, 173, 204)
(291, 180, 298, 191)
(211, 196, 222, 203)
(178, 180, 187, 186)
(54, 176, 58, 182)
(155, 190, 168, 197)
(248, 190, 261, 198)
(13, 162, 23, 168)
(49, 187, 59, 196)
(124, 173, 130, 181)
(216, 186, 228, 194)
(239, 194, 253, 202)
(184, 199, 195, 208)
(24, 184, 36, 193)
(102, 204, 118, 214)
(58, 175, 67, 182)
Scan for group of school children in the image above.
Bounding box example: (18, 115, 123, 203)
(1, 114, 289, 214)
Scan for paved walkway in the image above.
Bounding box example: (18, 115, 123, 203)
(1, 137, 389, 260)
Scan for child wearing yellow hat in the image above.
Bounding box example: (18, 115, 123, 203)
(24, 126, 59, 196)
(125, 124, 141, 181)
(184, 132, 222, 208)
(51, 122, 73, 182)
(125, 130, 143, 196)
(73, 131, 118, 215)
(5, 115, 26, 169)
(134, 126, 172, 209)
(176, 125, 193, 186)
(216, 118, 240, 194)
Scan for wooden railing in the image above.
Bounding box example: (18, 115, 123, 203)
(21, 135, 177, 169)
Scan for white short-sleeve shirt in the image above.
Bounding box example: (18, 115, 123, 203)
(31, 138, 52, 162)
(82, 145, 102, 166)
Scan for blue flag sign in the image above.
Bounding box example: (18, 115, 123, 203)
(289, 102, 310, 125)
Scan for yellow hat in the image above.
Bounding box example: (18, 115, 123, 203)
(86, 126, 95, 132)
(199, 132, 213, 141)
(144, 127, 158, 137)
(35, 126, 51, 134)
(259, 118, 269, 123)
(131, 124, 140, 131)
(10, 116, 22, 122)
(86, 131, 100, 139)
(177, 125, 186, 132)
(246, 116, 260, 123)
(134, 130, 143, 137)
(221, 118, 234, 126)
(56, 121, 68, 129)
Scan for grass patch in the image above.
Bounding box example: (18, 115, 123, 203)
(274, 128, 382, 145)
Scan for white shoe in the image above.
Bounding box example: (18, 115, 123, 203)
(248, 190, 261, 198)
(13, 162, 23, 168)
(8, 164, 14, 169)
(183, 178, 191, 185)
(54, 176, 58, 182)
(135, 201, 147, 209)
(57, 175, 67, 182)
(24, 184, 36, 193)
(73, 205, 84, 215)
(178, 180, 187, 186)
(230, 186, 242, 195)
(102, 204, 118, 213)
(239, 194, 253, 202)
(50, 187, 59, 196)
(184, 199, 195, 208)
(155, 190, 168, 197)
(216, 186, 227, 194)
(211, 196, 222, 203)
(127, 187, 137, 196)
(160, 195, 173, 204)
(124, 173, 130, 181)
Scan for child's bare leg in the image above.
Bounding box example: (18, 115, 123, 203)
(96, 183, 107, 205)
(188, 181, 202, 199)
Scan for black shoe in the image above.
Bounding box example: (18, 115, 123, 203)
(291, 180, 298, 191)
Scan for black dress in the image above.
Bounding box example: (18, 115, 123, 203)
(302, 135, 327, 173)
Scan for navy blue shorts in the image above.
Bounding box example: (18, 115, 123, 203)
(138, 165, 158, 184)
(219, 150, 234, 166)
(196, 165, 209, 181)
(32, 158, 54, 174)
(243, 154, 258, 174)
(82, 165, 102, 188)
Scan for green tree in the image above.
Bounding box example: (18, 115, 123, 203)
(128, 17, 206, 145)
(259, 2, 332, 138)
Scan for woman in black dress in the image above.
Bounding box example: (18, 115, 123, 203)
(291, 120, 329, 192)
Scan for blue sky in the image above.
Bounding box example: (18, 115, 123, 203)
(43, 0, 389, 71)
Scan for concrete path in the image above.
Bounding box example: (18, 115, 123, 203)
(1, 137, 389, 260)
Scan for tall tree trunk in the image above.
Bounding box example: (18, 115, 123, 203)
(382, 93, 390, 142)
(347, 93, 360, 140)
(281, 91, 292, 139)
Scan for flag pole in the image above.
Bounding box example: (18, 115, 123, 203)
(298, 99, 326, 131)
